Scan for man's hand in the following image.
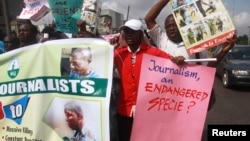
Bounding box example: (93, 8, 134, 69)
(221, 33, 237, 52)
(207, 32, 237, 67)
(109, 35, 120, 49)
(171, 56, 186, 65)
(76, 20, 86, 32)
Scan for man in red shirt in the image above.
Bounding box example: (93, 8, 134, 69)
(113, 19, 184, 141)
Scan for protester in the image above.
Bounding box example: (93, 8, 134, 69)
(40, 26, 69, 42)
(18, 20, 39, 47)
(40, 26, 55, 42)
(144, 0, 236, 111)
(144, 0, 236, 67)
(113, 19, 185, 141)
(76, 20, 95, 38)
(64, 100, 96, 141)
(109, 29, 156, 50)
(3, 35, 20, 51)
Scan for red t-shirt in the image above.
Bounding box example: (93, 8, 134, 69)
(114, 42, 171, 117)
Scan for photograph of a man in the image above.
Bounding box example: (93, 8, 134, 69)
(64, 100, 96, 141)
(69, 47, 101, 78)
(43, 98, 101, 141)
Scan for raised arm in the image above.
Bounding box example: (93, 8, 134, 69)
(207, 33, 237, 67)
(144, 0, 170, 30)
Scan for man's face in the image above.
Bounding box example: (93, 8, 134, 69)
(18, 24, 33, 42)
(3, 36, 11, 50)
(70, 54, 89, 75)
(123, 27, 142, 47)
(64, 110, 82, 130)
(165, 15, 182, 43)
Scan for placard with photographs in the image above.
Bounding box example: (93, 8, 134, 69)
(170, 0, 236, 55)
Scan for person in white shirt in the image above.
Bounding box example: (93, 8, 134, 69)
(144, 0, 236, 67)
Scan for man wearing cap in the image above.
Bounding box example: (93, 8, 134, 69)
(113, 19, 184, 141)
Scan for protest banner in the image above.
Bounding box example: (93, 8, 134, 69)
(130, 54, 216, 141)
(0, 38, 113, 141)
(169, 0, 236, 55)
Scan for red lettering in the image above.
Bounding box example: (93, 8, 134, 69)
(145, 82, 153, 92)
(201, 92, 208, 101)
(148, 97, 184, 112)
(144, 83, 208, 101)
(23, 8, 40, 15)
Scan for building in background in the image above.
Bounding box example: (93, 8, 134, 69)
(98, 9, 124, 34)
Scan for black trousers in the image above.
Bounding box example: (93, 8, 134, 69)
(117, 113, 134, 141)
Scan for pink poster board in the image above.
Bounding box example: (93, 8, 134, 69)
(131, 54, 216, 141)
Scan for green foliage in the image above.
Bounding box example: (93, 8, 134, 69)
(237, 35, 249, 45)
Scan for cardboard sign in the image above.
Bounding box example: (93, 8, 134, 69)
(169, 0, 236, 54)
(131, 54, 216, 141)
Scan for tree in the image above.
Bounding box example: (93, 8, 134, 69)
(236, 34, 249, 45)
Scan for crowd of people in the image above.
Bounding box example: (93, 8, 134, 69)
(0, 19, 101, 54)
(0, 0, 237, 141)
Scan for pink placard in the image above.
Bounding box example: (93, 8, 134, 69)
(131, 54, 216, 141)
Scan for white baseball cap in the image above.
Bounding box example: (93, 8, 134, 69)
(120, 19, 143, 31)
